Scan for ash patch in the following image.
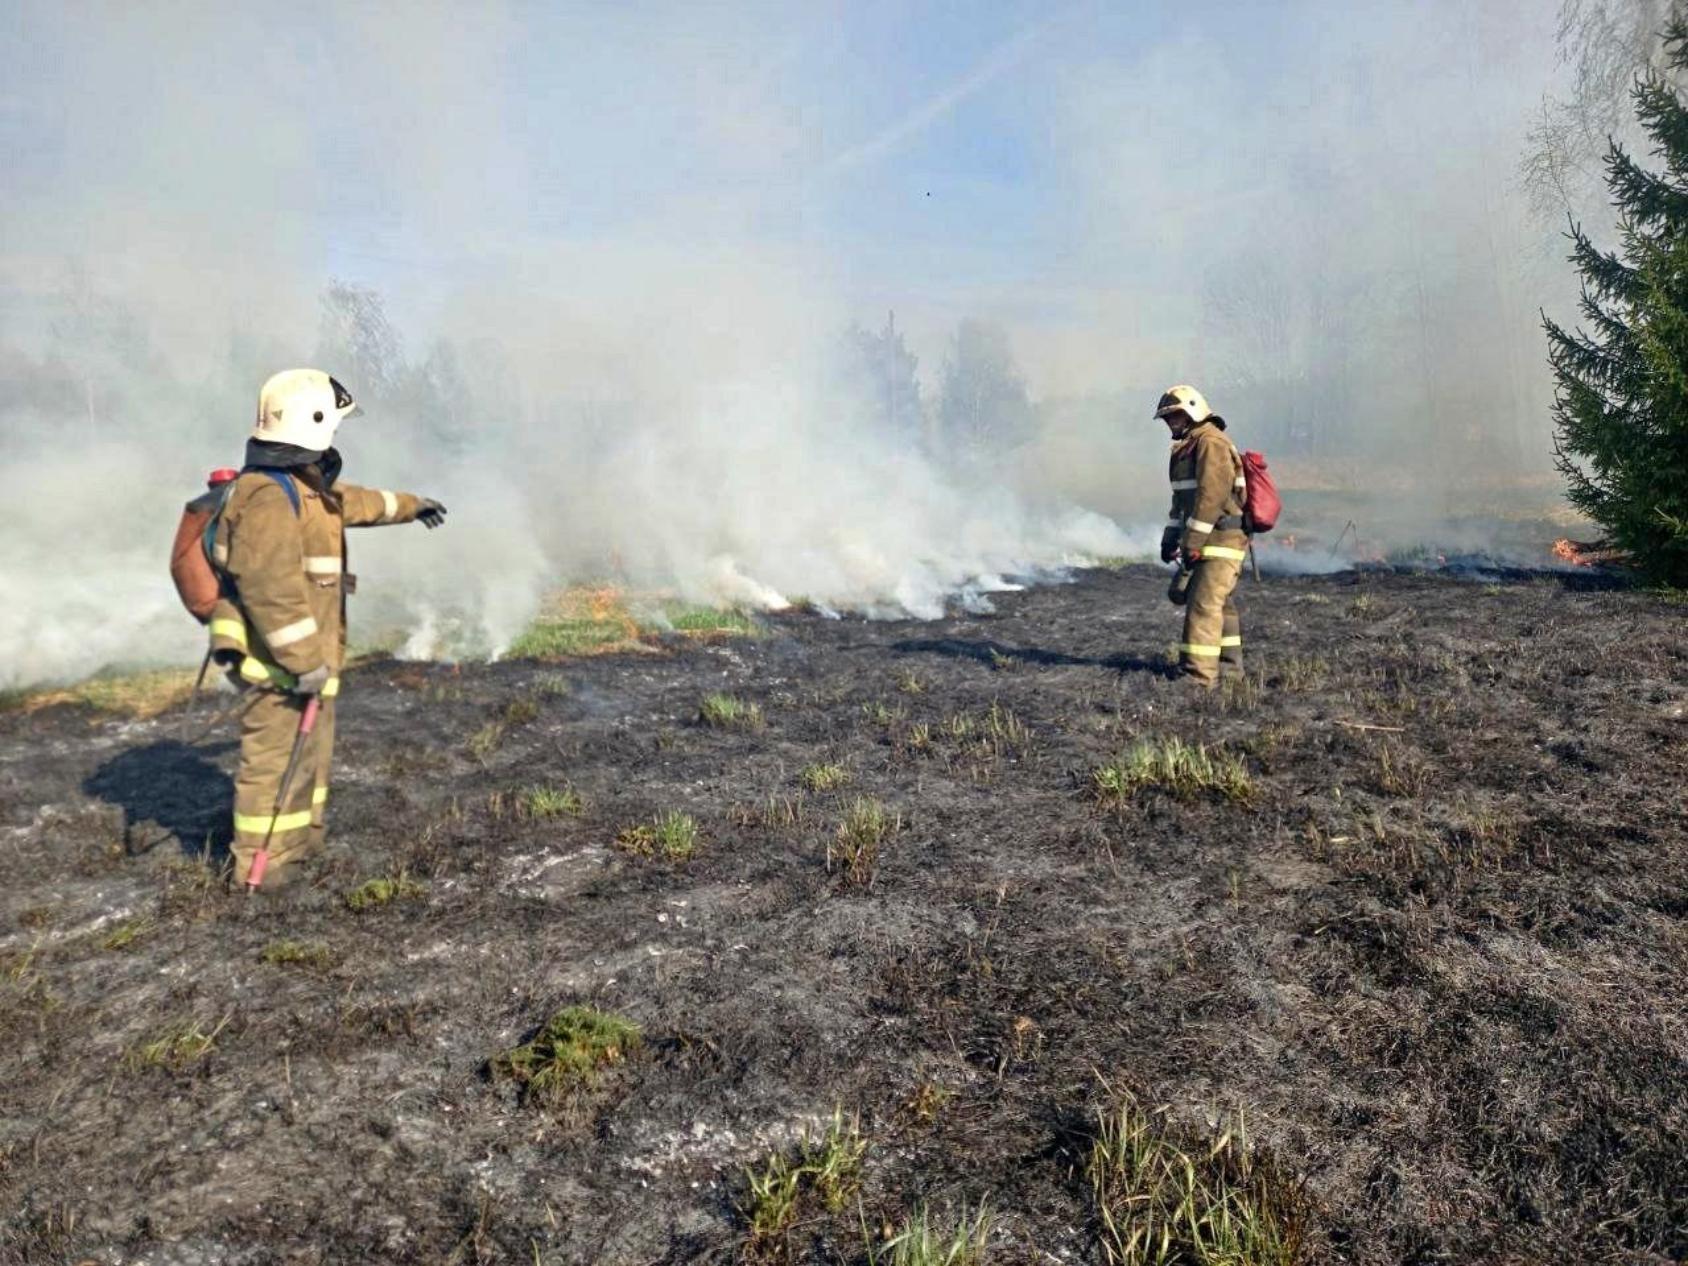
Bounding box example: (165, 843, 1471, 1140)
(1, 566, 1685, 1264)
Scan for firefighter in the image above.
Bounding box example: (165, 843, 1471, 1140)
(1156, 385, 1247, 686)
(207, 369, 447, 889)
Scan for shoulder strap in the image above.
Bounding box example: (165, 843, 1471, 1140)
(202, 471, 300, 586)
(259, 469, 302, 516)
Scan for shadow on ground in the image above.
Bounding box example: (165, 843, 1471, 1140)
(890, 637, 1165, 675)
(83, 739, 234, 858)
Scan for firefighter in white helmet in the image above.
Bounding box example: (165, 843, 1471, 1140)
(1156, 385, 1247, 685)
(206, 369, 447, 889)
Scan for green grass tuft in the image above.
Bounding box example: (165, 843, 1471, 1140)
(102, 917, 156, 952)
(872, 1204, 994, 1266)
(1092, 738, 1253, 804)
(1088, 1094, 1307, 1266)
(663, 603, 759, 635)
(520, 784, 584, 819)
(124, 1016, 228, 1072)
(895, 669, 928, 695)
(743, 1108, 867, 1253)
(506, 618, 630, 659)
(492, 1006, 641, 1103)
(830, 797, 897, 886)
(344, 872, 428, 912)
(699, 693, 764, 729)
(800, 762, 851, 792)
(466, 719, 507, 761)
(615, 810, 699, 861)
(260, 939, 336, 969)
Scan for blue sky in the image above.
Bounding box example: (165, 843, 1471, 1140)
(3, 0, 1565, 393)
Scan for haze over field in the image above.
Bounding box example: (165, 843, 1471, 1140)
(0, 0, 1611, 685)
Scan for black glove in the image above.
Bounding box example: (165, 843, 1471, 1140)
(295, 665, 331, 695)
(1167, 568, 1191, 607)
(1159, 529, 1179, 564)
(417, 498, 448, 529)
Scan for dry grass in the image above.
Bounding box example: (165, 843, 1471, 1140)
(896, 669, 929, 695)
(1374, 743, 1433, 797)
(491, 1006, 641, 1104)
(1272, 657, 1329, 692)
(800, 762, 851, 792)
(261, 939, 336, 969)
(615, 810, 698, 861)
(863, 700, 904, 728)
(1088, 1094, 1307, 1266)
(101, 917, 156, 952)
(1092, 738, 1253, 804)
(5, 666, 200, 719)
(733, 794, 808, 829)
(466, 719, 507, 761)
(830, 797, 898, 886)
(123, 1016, 229, 1072)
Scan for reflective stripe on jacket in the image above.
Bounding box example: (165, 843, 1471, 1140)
(208, 468, 422, 687)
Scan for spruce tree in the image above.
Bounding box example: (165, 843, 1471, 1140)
(1547, 19, 1688, 586)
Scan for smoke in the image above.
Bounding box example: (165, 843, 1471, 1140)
(1, 1, 1587, 687)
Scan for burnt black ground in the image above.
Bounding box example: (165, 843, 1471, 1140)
(1, 565, 1685, 1265)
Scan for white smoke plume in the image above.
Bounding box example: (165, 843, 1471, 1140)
(1, 1, 1590, 688)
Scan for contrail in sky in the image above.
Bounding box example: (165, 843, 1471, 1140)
(821, 10, 1072, 177)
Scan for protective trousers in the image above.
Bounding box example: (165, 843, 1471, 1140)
(1179, 556, 1244, 684)
(231, 689, 335, 885)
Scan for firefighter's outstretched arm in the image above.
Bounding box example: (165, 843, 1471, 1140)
(337, 484, 447, 529)
(224, 481, 326, 676)
(1179, 434, 1232, 562)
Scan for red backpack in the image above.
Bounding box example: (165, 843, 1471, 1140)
(1240, 450, 1280, 534)
(169, 467, 300, 622)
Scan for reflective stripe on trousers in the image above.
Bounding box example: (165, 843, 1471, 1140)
(232, 691, 336, 884)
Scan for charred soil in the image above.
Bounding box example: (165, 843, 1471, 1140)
(1, 566, 1684, 1264)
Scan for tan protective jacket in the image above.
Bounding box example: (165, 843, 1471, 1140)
(207, 467, 423, 692)
(1167, 421, 1249, 563)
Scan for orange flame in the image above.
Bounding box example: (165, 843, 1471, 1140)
(1552, 538, 1593, 566)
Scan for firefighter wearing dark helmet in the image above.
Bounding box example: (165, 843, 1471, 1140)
(207, 369, 447, 889)
(1156, 385, 1246, 686)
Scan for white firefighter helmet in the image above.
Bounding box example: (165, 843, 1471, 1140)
(253, 369, 358, 450)
(1153, 384, 1212, 426)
